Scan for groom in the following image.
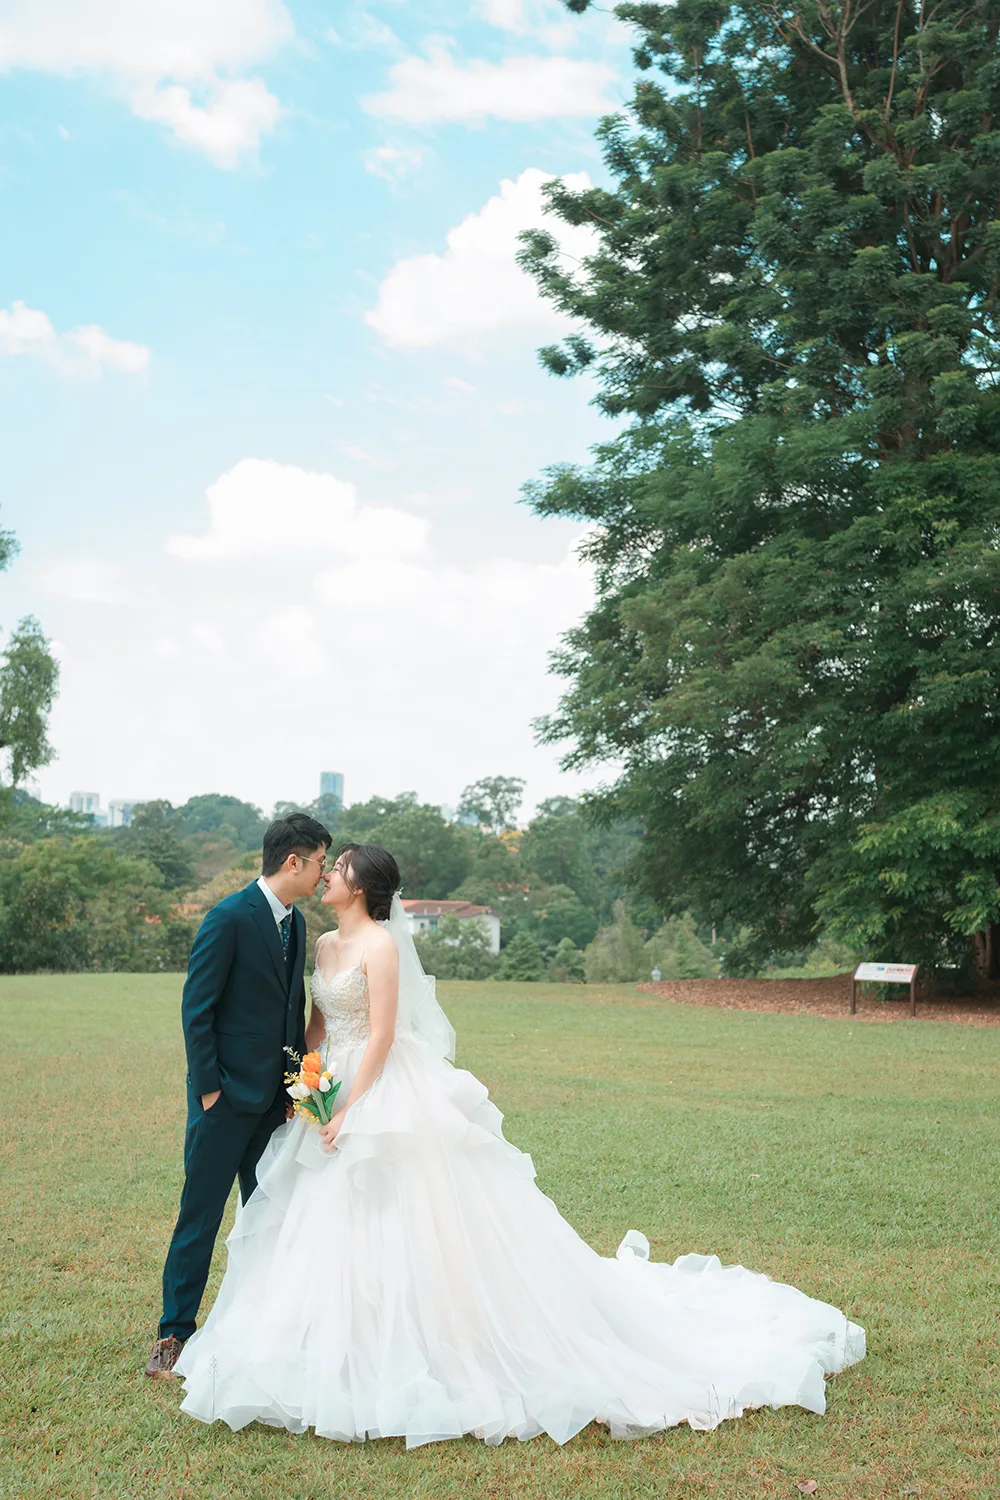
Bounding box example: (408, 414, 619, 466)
(145, 810, 332, 1379)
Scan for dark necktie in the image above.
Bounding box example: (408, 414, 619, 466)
(280, 913, 291, 962)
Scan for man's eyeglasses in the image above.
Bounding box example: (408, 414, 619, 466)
(299, 854, 328, 873)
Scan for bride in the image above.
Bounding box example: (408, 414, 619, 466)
(176, 842, 865, 1448)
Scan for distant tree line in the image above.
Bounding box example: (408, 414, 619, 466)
(0, 769, 864, 978)
(299, 777, 725, 984)
(0, 790, 273, 972)
(0, 776, 722, 978)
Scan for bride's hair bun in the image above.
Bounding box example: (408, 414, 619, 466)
(336, 842, 401, 922)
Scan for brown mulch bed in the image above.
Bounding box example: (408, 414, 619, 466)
(637, 974, 1000, 1027)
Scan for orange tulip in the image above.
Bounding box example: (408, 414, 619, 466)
(302, 1072, 321, 1091)
(302, 1052, 322, 1071)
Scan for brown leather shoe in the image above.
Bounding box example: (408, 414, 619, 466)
(144, 1335, 186, 1379)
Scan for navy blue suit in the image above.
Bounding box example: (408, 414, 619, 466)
(159, 881, 308, 1342)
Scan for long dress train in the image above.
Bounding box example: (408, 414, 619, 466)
(175, 960, 865, 1447)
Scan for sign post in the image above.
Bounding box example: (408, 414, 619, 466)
(851, 962, 919, 1017)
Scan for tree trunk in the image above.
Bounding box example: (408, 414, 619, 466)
(973, 924, 1000, 982)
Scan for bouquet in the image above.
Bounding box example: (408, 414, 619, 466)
(283, 1047, 342, 1125)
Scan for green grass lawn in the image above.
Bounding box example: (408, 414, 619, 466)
(1, 976, 997, 1500)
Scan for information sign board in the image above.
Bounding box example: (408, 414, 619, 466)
(853, 963, 917, 983)
(850, 961, 919, 1016)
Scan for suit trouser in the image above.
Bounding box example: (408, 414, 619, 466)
(159, 1082, 285, 1342)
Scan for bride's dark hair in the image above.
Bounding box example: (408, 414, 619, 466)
(336, 842, 401, 922)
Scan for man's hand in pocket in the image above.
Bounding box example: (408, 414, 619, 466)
(201, 1090, 222, 1111)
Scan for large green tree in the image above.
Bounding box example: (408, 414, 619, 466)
(125, 800, 197, 891)
(339, 793, 473, 898)
(0, 516, 60, 801)
(0, 837, 193, 972)
(178, 794, 267, 850)
(457, 776, 525, 834)
(523, 0, 1000, 973)
(0, 616, 59, 791)
(518, 797, 601, 910)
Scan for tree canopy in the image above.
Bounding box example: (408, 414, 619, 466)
(121, 800, 197, 891)
(338, 793, 474, 898)
(457, 776, 525, 834)
(0, 512, 59, 802)
(523, 0, 1000, 974)
(0, 617, 59, 789)
(178, 794, 267, 850)
(0, 837, 193, 972)
(0, 781, 702, 979)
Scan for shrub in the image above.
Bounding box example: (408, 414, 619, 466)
(414, 916, 500, 980)
(498, 932, 546, 982)
(0, 836, 193, 971)
(645, 913, 719, 980)
(583, 901, 648, 983)
(548, 936, 585, 983)
(530, 884, 599, 951)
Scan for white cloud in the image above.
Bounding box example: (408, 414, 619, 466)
(0, 0, 291, 75)
(326, 12, 402, 53)
(0, 301, 151, 377)
(36, 455, 597, 822)
(129, 77, 280, 169)
(0, 0, 291, 165)
(189, 623, 227, 656)
(366, 167, 595, 351)
(313, 548, 592, 664)
(338, 443, 379, 463)
(363, 144, 427, 182)
(64, 324, 151, 374)
(364, 43, 614, 124)
(39, 560, 131, 603)
(444, 376, 476, 393)
(478, 0, 580, 44)
(480, 0, 528, 30)
(166, 458, 429, 562)
(258, 606, 327, 679)
(173, 464, 593, 690)
(0, 301, 55, 355)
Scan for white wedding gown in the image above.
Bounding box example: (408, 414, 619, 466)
(176, 953, 865, 1448)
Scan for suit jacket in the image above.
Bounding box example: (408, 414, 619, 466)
(181, 881, 308, 1114)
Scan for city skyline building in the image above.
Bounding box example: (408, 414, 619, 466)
(69, 790, 102, 818)
(67, 791, 136, 828)
(319, 771, 344, 807)
(107, 799, 136, 829)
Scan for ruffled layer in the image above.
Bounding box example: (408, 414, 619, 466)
(176, 1036, 864, 1448)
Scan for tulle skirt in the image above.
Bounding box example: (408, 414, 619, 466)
(176, 1036, 865, 1447)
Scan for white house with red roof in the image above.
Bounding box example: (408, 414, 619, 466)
(401, 899, 502, 953)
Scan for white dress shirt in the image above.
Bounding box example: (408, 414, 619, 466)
(257, 876, 293, 928)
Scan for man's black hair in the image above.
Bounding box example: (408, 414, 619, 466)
(261, 812, 332, 876)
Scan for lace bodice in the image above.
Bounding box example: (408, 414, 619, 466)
(310, 962, 370, 1051)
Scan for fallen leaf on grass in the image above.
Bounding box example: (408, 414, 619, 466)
(901, 1488, 922, 1496)
(795, 1484, 819, 1495)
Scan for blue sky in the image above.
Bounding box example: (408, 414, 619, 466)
(0, 0, 637, 819)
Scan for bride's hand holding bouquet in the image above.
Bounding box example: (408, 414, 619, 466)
(318, 1107, 348, 1151)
